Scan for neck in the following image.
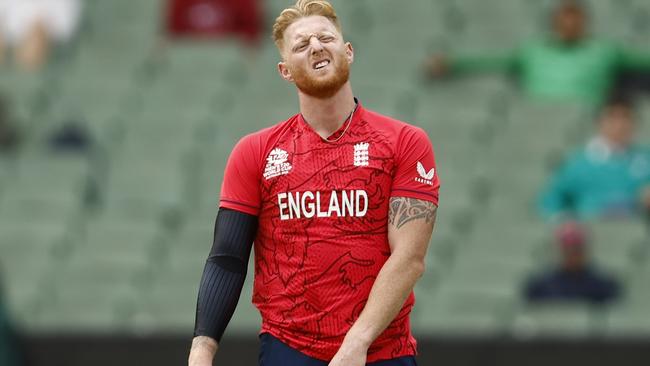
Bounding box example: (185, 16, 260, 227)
(298, 82, 356, 139)
(554, 34, 585, 46)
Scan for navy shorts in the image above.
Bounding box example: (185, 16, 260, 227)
(258, 333, 418, 366)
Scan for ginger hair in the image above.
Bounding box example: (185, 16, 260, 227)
(272, 0, 342, 50)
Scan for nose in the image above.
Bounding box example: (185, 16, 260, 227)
(308, 35, 324, 54)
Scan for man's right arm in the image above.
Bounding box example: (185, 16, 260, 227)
(425, 48, 519, 77)
(189, 208, 258, 366)
(538, 155, 581, 222)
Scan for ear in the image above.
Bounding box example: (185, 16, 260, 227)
(278, 61, 294, 82)
(345, 42, 354, 64)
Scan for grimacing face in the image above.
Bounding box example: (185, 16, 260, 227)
(278, 16, 354, 99)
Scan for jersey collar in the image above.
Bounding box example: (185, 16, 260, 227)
(298, 98, 366, 143)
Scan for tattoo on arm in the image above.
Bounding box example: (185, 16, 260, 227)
(388, 197, 438, 229)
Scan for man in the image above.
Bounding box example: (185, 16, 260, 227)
(524, 221, 620, 304)
(188, 1, 439, 365)
(425, 0, 650, 105)
(0, 0, 82, 71)
(539, 96, 650, 220)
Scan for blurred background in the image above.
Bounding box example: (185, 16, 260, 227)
(0, 0, 650, 365)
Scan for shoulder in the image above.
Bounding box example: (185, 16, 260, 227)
(559, 144, 592, 167)
(585, 267, 618, 286)
(586, 37, 618, 49)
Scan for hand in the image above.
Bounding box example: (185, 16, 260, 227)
(327, 338, 368, 366)
(424, 54, 449, 78)
(188, 336, 218, 366)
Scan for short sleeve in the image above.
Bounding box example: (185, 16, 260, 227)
(390, 127, 440, 205)
(219, 134, 262, 216)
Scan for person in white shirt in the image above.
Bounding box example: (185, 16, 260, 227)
(0, 0, 81, 70)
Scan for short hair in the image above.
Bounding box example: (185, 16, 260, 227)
(603, 92, 634, 112)
(596, 92, 636, 123)
(272, 0, 342, 50)
(555, 0, 586, 14)
(551, 0, 588, 21)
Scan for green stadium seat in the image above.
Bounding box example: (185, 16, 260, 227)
(586, 219, 648, 276)
(132, 267, 202, 332)
(102, 154, 186, 219)
(187, 143, 233, 211)
(228, 265, 261, 334)
(413, 285, 512, 335)
(0, 220, 70, 327)
(446, 255, 533, 299)
(605, 296, 650, 336)
(36, 282, 137, 332)
(510, 304, 602, 338)
(80, 216, 162, 253)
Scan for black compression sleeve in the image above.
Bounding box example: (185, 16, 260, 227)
(193, 208, 258, 341)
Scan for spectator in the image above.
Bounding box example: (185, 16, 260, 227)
(0, 0, 82, 71)
(525, 221, 620, 305)
(425, 0, 650, 105)
(538, 95, 650, 220)
(165, 0, 262, 45)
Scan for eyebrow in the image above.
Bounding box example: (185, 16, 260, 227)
(293, 30, 336, 42)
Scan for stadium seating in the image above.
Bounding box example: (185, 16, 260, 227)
(0, 0, 649, 339)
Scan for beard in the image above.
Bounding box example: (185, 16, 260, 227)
(289, 54, 350, 99)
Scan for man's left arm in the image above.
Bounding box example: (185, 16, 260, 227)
(328, 197, 437, 366)
(619, 46, 650, 70)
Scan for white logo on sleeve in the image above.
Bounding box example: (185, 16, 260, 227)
(415, 161, 435, 185)
(263, 148, 292, 180)
(353, 142, 369, 167)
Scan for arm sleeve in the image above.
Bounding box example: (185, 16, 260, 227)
(390, 126, 440, 205)
(619, 47, 650, 71)
(193, 208, 258, 342)
(538, 156, 579, 221)
(220, 134, 262, 215)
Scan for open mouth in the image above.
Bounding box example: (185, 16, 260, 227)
(313, 59, 330, 70)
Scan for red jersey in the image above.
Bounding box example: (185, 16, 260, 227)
(220, 102, 439, 362)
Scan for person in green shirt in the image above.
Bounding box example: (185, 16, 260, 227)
(425, 0, 650, 105)
(538, 96, 650, 221)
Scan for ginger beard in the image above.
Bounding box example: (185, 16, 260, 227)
(288, 50, 350, 99)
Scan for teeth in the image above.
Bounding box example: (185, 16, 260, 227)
(315, 60, 329, 69)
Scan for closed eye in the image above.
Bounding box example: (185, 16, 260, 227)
(293, 43, 308, 52)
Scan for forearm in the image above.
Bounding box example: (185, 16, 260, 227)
(193, 260, 247, 339)
(342, 197, 436, 348)
(189, 336, 218, 365)
(344, 254, 424, 348)
(621, 51, 650, 71)
(189, 208, 257, 365)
